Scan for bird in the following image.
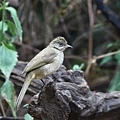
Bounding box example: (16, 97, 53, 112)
(15, 36, 72, 110)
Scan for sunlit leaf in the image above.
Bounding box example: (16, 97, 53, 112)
(6, 7, 23, 42)
(73, 65, 80, 71)
(5, 2, 9, 6)
(0, 43, 18, 78)
(24, 113, 34, 120)
(0, 21, 8, 33)
(0, 80, 16, 118)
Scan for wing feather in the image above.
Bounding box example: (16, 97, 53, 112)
(22, 47, 57, 73)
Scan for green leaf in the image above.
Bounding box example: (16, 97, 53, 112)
(115, 52, 120, 63)
(100, 56, 112, 66)
(108, 67, 120, 92)
(3, 42, 16, 51)
(0, 43, 18, 78)
(24, 113, 34, 120)
(23, 103, 29, 108)
(73, 65, 80, 71)
(7, 20, 16, 37)
(5, 2, 9, 7)
(73, 63, 85, 71)
(0, 21, 8, 33)
(107, 43, 113, 48)
(6, 7, 22, 42)
(0, 7, 3, 11)
(79, 63, 85, 70)
(0, 80, 16, 118)
(7, 20, 17, 42)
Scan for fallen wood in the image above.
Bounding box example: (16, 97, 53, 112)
(28, 65, 120, 120)
(28, 82, 120, 120)
(1, 62, 120, 120)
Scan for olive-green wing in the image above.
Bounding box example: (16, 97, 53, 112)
(22, 47, 57, 73)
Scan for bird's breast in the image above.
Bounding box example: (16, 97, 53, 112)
(35, 51, 64, 79)
(43, 51, 64, 74)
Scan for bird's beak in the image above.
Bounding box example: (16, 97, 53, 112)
(66, 45, 73, 48)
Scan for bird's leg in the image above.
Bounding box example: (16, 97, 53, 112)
(40, 79, 45, 89)
(47, 76, 54, 82)
(40, 76, 54, 91)
(44, 76, 54, 88)
(52, 74, 58, 82)
(41, 79, 45, 85)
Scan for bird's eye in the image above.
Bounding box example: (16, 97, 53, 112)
(59, 42, 64, 46)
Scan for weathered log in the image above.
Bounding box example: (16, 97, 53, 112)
(27, 65, 120, 120)
(1, 62, 120, 120)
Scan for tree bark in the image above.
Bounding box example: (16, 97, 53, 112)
(1, 62, 120, 120)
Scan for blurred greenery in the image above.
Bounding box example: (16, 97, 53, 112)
(0, 0, 22, 118)
(24, 113, 34, 120)
(108, 52, 120, 91)
(72, 63, 85, 71)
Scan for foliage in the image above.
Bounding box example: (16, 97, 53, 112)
(100, 56, 112, 66)
(108, 52, 120, 91)
(6, 7, 22, 41)
(0, 0, 22, 117)
(0, 0, 119, 117)
(0, 80, 16, 117)
(99, 40, 120, 91)
(0, 43, 18, 79)
(24, 113, 34, 120)
(109, 67, 120, 92)
(72, 63, 85, 71)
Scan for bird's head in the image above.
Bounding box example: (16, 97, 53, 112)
(49, 36, 72, 51)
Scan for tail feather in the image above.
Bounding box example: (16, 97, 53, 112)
(16, 74, 35, 110)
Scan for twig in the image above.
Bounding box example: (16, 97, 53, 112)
(85, 0, 94, 76)
(85, 50, 120, 77)
(95, 50, 120, 60)
(0, 99, 6, 117)
(87, 0, 94, 59)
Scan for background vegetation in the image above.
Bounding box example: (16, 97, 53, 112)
(16, 0, 120, 92)
(0, 0, 120, 118)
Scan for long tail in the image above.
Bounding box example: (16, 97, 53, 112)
(16, 74, 35, 111)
